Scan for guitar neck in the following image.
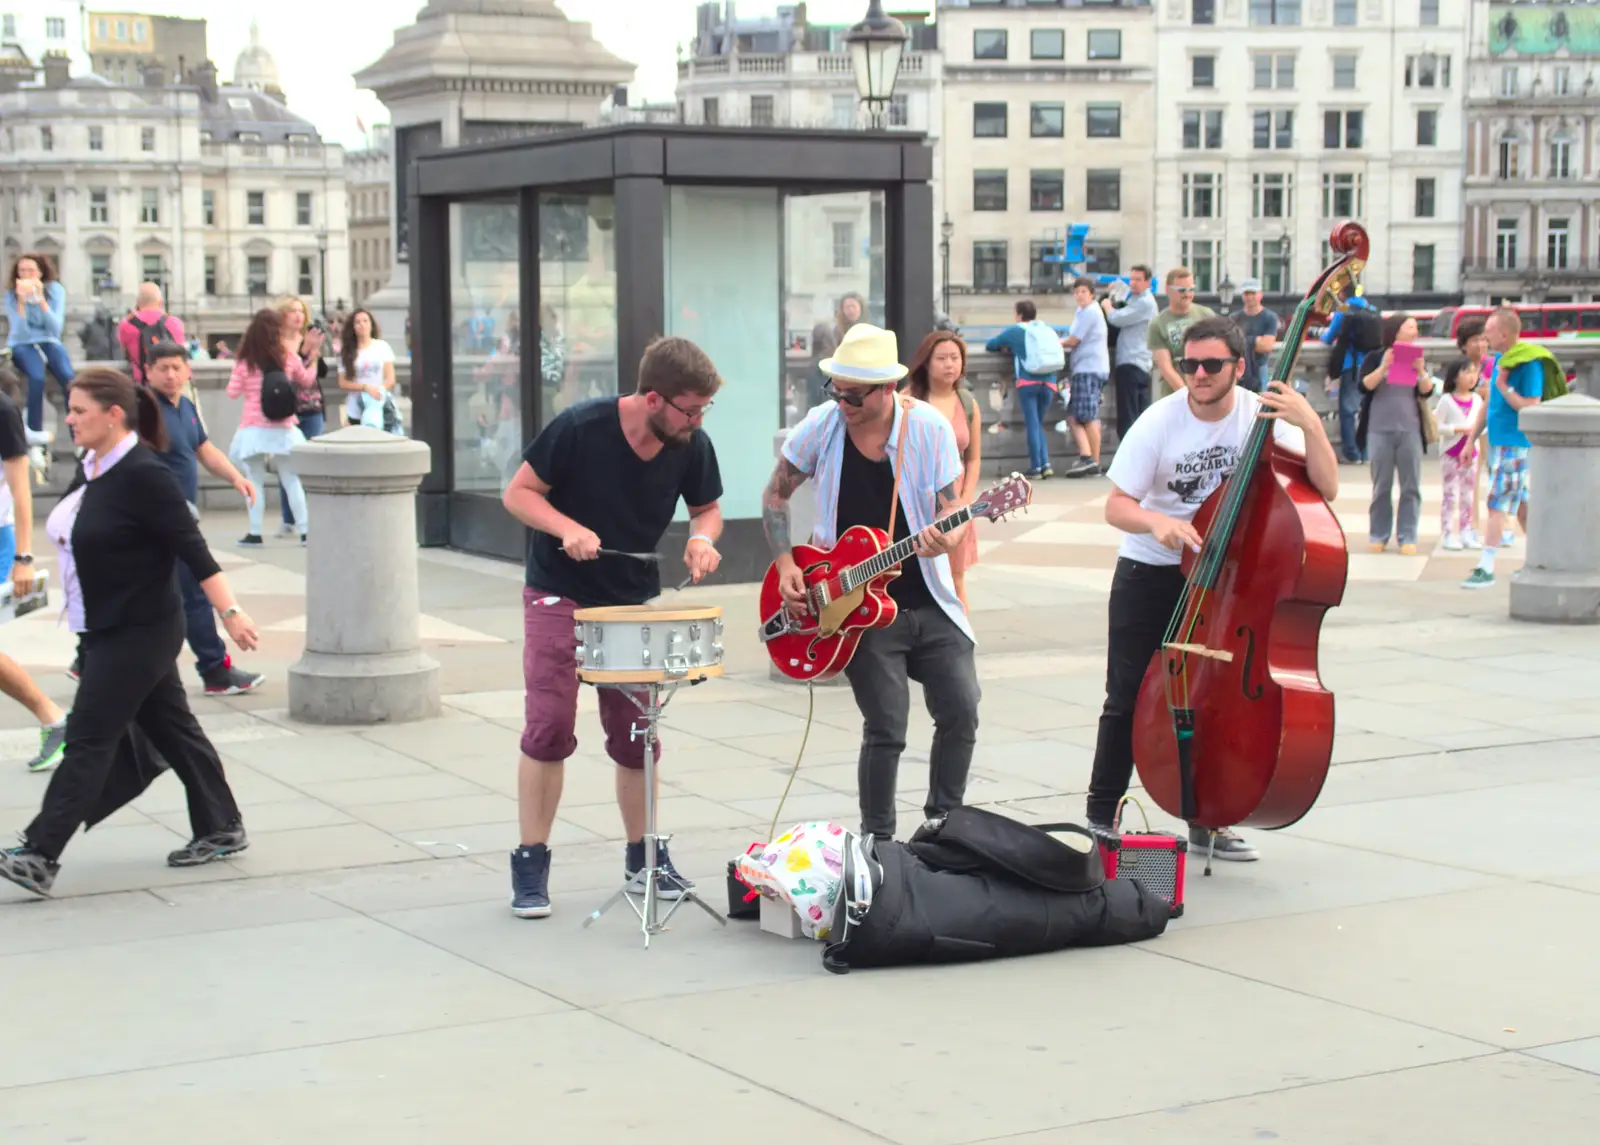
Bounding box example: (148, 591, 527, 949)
(842, 505, 973, 591)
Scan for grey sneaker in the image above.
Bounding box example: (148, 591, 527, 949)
(626, 840, 694, 901)
(202, 661, 265, 696)
(1064, 456, 1099, 478)
(1188, 825, 1258, 862)
(1460, 568, 1495, 590)
(26, 721, 67, 773)
(167, 825, 249, 867)
(0, 846, 59, 896)
(510, 844, 552, 919)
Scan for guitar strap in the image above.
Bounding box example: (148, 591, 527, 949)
(885, 395, 914, 539)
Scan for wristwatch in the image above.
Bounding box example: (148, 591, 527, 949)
(13, 553, 32, 565)
(218, 605, 242, 620)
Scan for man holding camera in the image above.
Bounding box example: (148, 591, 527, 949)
(1101, 265, 1158, 438)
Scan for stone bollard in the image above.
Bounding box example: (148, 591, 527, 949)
(287, 427, 442, 722)
(767, 429, 844, 687)
(1510, 393, 1600, 625)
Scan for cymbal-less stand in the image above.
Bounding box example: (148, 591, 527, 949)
(582, 679, 727, 948)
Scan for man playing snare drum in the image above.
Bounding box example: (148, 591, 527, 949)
(501, 336, 724, 919)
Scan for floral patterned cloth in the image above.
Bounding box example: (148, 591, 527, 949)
(735, 822, 849, 940)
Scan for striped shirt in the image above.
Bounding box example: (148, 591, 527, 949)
(781, 396, 973, 644)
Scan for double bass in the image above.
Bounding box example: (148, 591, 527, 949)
(1130, 222, 1365, 832)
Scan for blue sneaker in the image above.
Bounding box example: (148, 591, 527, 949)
(625, 840, 694, 901)
(510, 844, 552, 919)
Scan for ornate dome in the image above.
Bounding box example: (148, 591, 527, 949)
(232, 19, 282, 97)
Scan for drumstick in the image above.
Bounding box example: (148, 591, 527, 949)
(596, 548, 662, 562)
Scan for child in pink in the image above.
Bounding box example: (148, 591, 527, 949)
(1433, 359, 1483, 551)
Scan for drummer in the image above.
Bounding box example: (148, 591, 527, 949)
(500, 335, 724, 919)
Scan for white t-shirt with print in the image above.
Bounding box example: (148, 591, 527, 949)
(1106, 388, 1307, 567)
(344, 339, 396, 415)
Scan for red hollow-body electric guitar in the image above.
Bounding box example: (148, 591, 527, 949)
(759, 475, 1032, 682)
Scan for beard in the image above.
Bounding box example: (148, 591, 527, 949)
(647, 411, 693, 449)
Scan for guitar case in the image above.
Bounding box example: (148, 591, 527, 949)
(821, 807, 1170, 974)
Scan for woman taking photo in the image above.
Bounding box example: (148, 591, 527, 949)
(904, 330, 982, 612)
(274, 295, 328, 536)
(4, 253, 76, 434)
(227, 308, 317, 546)
(338, 308, 397, 430)
(1356, 313, 1436, 556)
(0, 369, 257, 897)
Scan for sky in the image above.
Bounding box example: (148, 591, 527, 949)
(175, 0, 885, 150)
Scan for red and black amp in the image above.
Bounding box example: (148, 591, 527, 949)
(1096, 798, 1186, 918)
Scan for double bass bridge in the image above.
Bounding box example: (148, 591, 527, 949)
(1163, 642, 1235, 664)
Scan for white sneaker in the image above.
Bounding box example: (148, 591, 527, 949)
(276, 522, 297, 538)
(1442, 535, 1463, 551)
(1461, 529, 1481, 549)
(1501, 530, 1516, 547)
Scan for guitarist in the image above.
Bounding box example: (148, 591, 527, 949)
(762, 323, 979, 843)
(1085, 317, 1338, 860)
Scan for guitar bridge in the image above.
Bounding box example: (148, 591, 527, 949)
(759, 608, 817, 643)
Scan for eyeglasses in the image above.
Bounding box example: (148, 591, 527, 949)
(663, 394, 712, 421)
(824, 382, 875, 408)
(1178, 356, 1238, 376)
(1170, 286, 1197, 295)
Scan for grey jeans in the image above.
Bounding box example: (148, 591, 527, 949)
(1368, 428, 1424, 546)
(842, 603, 981, 841)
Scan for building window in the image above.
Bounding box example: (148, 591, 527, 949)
(749, 95, 774, 127)
(296, 191, 313, 227)
(1552, 67, 1570, 96)
(1332, 54, 1358, 90)
(1250, 0, 1302, 25)
(1086, 103, 1121, 138)
(1547, 219, 1570, 270)
(1549, 136, 1572, 179)
(1031, 29, 1064, 60)
(1252, 172, 1292, 218)
(1253, 54, 1295, 90)
(204, 255, 217, 295)
(889, 93, 909, 127)
(1500, 68, 1518, 97)
(247, 191, 265, 226)
(974, 102, 1008, 138)
(46, 16, 65, 37)
(40, 126, 53, 152)
(114, 19, 127, 39)
(972, 241, 1008, 291)
(1405, 54, 1450, 89)
(1031, 103, 1064, 137)
(1252, 238, 1292, 293)
(1333, 0, 1357, 24)
(1087, 30, 1121, 60)
(1086, 170, 1121, 211)
(142, 254, 164, 287)
(89, 188, 109, 224)
(88, 126, 104, 152)
(1182, 109, 1224, 149)
(974, 170, 1008, 211)
(1414, 177, 1436, 218)
(1495, 218, 1518, 270)
(1320, 172, 1362, 218)
(1412, 245, 1435, 293)
(141, 127, 155, 152)
(1182, 172, 1220, 218)
(203, 189, 215, 226)
(140, 187, 159, 224)
(1253, 109, 1294, 149)
(1192, 55, 1215, 88)
(2, 14, 14, 37)
(1181, 240, 1217, 292)
(702, 97, 719, 125)
(1416, 110, 1438, 147)
(831, 222, 855, 269)
(247, 255, 269, 296)
(1420, 0, 1439, 25)
(298, 256, 314, 296)
(1323, 110, 1363, 149)
(1193, 0, 1216, 23)
(1085, 244, 1121, 278)
(1497, 138, 1519, 179)
(40, 190, 58, 225)
(90, 254, 111, 290)
(1029, 241, 1064, 291)
(1031, 170, 1065, 211)
(974, 29, 1008, 60)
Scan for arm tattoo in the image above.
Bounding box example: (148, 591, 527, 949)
(762, 458, 808, 557)
(935, 480, 960, 515)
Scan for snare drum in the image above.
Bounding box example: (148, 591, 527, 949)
(573, 605, 725, 684)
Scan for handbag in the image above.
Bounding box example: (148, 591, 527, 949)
(1416, 384, 1440, 448)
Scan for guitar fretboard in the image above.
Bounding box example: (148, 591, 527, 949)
(839, 506, 975, 593)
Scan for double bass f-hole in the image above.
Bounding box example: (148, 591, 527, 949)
(1234, 624, 1263, 701)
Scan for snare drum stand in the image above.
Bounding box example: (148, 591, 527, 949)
(582, 679, 728, 948)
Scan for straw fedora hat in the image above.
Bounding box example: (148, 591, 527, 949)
(818, 323, 909, 385)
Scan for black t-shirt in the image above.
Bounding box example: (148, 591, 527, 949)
(522, 397, 723, 607)
(0, 391, 27, 462)
(834, 434, 935, 611)
(1231, 308, 1280, 390)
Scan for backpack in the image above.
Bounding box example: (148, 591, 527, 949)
(1020, 319, 1066, 375)
(259, 369, 298, 422)
(1333, 306, 1382, 372)
(127, 314, 175, 377)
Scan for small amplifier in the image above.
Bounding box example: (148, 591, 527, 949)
(1096, 798, 1186, 918)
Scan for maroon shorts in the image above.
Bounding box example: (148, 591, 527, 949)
(521, 589, 659, 769)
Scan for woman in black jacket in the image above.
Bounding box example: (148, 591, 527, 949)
(0, 368, 259, 897)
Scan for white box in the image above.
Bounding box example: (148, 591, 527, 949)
(758, 892, 806, 939)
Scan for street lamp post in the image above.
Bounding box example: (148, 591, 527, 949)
(845, 0, 910, 130)
(1217, 273, 1237, 312)
(316, 229, 329, 320)
(939, 214, 953, 318)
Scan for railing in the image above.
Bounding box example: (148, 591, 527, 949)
(678, 51, 931, 80)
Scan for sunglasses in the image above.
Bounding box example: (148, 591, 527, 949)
(825, 382, 876, 408)
(1170, 286, 1197, 295)
(1178, 356, 1238, 376)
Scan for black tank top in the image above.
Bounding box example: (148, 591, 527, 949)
(833, 433, 936, 611)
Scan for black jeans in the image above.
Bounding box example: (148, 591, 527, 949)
(1113, 363, 1151, 443)
(26, 613, 241, 861)
(843, 603, 980, 840)
(1086, 558, 1187, 827)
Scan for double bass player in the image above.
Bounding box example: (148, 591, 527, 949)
(1084, 316, 1340, 859)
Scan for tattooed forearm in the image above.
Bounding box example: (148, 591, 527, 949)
(762, 458, 809, 557)
(935, 480, 961, 515)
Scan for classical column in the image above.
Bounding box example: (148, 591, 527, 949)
(1509, 394, 1600, 625)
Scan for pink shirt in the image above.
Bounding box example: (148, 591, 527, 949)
(116, 310, 186, 384)
(46, 431, 140, 633)
(227, 354, 316, 429)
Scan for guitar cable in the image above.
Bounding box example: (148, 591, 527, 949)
(767, 681, 817, 843)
